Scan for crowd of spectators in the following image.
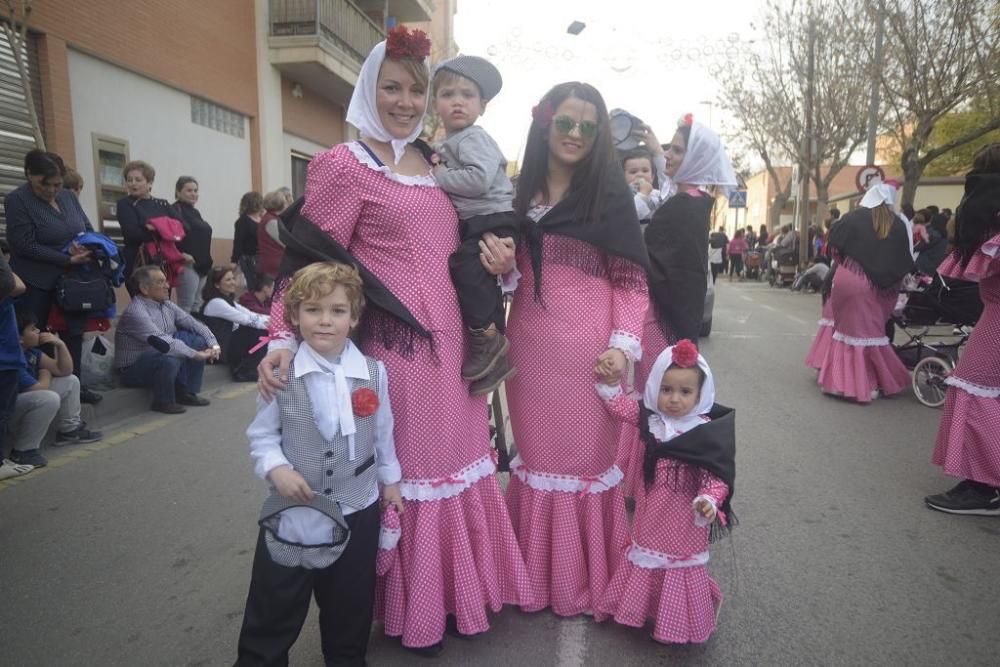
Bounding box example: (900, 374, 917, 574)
(0, 148, 292, 480)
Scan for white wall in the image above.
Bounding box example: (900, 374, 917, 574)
(67, 49, 252, 241)
(282, 132, 327, 187)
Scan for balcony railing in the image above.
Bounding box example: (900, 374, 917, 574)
(270, 0, 385, 63)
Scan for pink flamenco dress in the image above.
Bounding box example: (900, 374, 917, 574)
(505, 206, 648, 617)
(805, 295, 836, 370)
(932, 233, 1000, 487)
(269, 143, 532, 648)
(816, 256, 911, 402)
(595, 385, 731, 644)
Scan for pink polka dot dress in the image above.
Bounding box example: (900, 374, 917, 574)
(268, 143, 532, 648)
(814, 257, 910, 402)
(932, 233, 1000, 487)
(505, 212, 648, 617)
(597, 394, 727, 644)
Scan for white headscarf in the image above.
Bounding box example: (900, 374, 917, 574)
(860, 180, 899, 210)
(662, 121, 739, 200)
(345, 40, 428, 164)
(642, 343, 716, 442)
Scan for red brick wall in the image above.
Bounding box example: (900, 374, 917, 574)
(281, 77, 344, 149)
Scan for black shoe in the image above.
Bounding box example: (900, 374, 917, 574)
(10, 449, 48, 468)
(925, 482, 1000, 516)
(177, 392, 211, 407)
(404, 641, 444, 658)
(80, 387, 103, 404)
(55, 424, 103, 445)
(152, 403, 187, 414)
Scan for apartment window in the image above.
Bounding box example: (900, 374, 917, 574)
(91, 134, 129, 240)
(190, 96, 246, 138)
(291, 153, 311, 199)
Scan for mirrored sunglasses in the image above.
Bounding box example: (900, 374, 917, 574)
(552, 115, 599, 140)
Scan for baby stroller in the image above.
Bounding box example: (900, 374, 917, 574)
(768, 247, 798, 287)
(744, 250, 762, 280)
(890, 273, 983, 407)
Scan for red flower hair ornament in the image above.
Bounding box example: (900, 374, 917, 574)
(352, 388, 380, 418)
(678, 112, 694, 127)
(385, 26, 431, 60)
(671, 339, 699, 368)
(532, 101, 555, 127)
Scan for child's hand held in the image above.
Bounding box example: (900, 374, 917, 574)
(268, 465, 315, 504)
(692, 497, 716, 522)
(381, 483, 404, 515)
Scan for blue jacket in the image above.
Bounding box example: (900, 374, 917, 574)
(63, 231, 126, 287)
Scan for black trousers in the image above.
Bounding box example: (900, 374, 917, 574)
(235, 501, 379, 667)
(448, 211, 520, 330)
(17, 284, 84, 380)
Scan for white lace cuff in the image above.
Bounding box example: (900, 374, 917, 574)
(609, 330, 642, 362)
(510, 455, 622, 494)
(398, 454, 496, 502)
(346, 141, 437, 187)
(626, 542, 709, 570)
(832, 331, 889, 347)
(945, 376, 1000, 398)
(692, 494, 718, 528)
(378, 526, 401, 551)
(595, 383, 622, 401)
(817, 318, 834, 327)
(267, 332, 298, 354)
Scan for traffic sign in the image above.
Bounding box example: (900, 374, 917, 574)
(855, 165, 886, 192)
(728, 190, 748, 208)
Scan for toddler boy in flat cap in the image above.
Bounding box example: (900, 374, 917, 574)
(432, 55, 519, 396)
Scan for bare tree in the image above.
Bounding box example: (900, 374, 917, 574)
(1, 0, 44, 150)
(856, 0, 1000, 204)
(719, 1, 871, 232)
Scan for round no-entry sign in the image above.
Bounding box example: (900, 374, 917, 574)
(856, 165, 886, 192)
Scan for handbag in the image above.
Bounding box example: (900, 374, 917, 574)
(55, 269, 114, 313)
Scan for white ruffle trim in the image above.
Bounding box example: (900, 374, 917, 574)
(982, 240, 999, 258)
(398, 454, 496, 502)
(378, 526, 401, 551)
(346, 141, 437, 187)
(509, 455, 622, 494)
(595, 383, 623, 401)
(626, 542, 709, 570)
(832, 331, 889, 347)
(266, 332, 298, 354)
(817, 318, 834, 327)
(609, 329, 642, 362)
(944, 376, 1000, 399)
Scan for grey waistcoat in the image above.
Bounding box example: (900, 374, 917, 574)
(273, 357, 381, 510)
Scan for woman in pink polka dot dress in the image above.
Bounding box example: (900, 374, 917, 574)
(258, 34, 531, 655)
(597, 341, 736, 644)
(925, 144, 1000, 516)
(503, 82, 649, 617)
(804, 295, 835, 370)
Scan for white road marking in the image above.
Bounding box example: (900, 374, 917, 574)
(740, 295, 754, 302)
(760, 304, 777, 312)
(555, 616, 590, 667)
(786, 315, 807, 325)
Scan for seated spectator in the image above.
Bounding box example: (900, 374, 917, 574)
(238, 274, 274, 315)
(199, 265, 269, 382)
(16, 309, 102, 445)
(915, 212, 949, 275)
(115, 266, 220, 414)
(791, 256, 831, 292)
(0, 258, 34, 480)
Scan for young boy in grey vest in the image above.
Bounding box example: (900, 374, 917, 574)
(432, 55, 519, 397)
(236, 262, 403, 666)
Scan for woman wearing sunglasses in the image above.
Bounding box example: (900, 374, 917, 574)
(501, 82, 650, 617)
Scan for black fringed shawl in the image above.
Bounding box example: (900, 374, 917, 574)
(639, 403, 737, 543)
(644, 193, 715, 343)
(276, 198, 434, 358)
(827, 207, 914, 290)
(524, 163, 649, 300)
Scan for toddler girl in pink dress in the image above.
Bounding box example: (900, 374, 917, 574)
(597, 339, 736, 644)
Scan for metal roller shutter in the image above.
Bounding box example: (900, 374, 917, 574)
(0, 24, 44, 239)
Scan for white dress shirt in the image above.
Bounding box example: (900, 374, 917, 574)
(203, 297, 270, 331)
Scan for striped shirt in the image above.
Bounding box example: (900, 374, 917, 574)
(114, 295, 217, 369)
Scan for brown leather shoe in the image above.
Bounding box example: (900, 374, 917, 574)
(461, 323, 510, 381)
(469, 354, 516, 396)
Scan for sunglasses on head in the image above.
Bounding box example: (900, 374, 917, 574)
(552, 115, 599, 140)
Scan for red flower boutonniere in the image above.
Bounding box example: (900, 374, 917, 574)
(352, 388, 379, 417)
(386, 26, 431, 60)
(671, 339, 699, 368)
(532, 101, 555, 127)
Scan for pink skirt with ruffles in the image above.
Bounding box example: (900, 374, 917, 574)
(505, 477, 629, 618)
(376, 474, 534, 647)
(598, 559, 722, 644)
(805, 298, 835, 370)
(816, 261, 910, 402)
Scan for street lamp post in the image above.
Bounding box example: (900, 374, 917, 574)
(699, 100, 714, 128)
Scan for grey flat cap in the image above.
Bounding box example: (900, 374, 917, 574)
(434, 55, 503, 101)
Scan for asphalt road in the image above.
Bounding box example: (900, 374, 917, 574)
(2, 280, 997, 666)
